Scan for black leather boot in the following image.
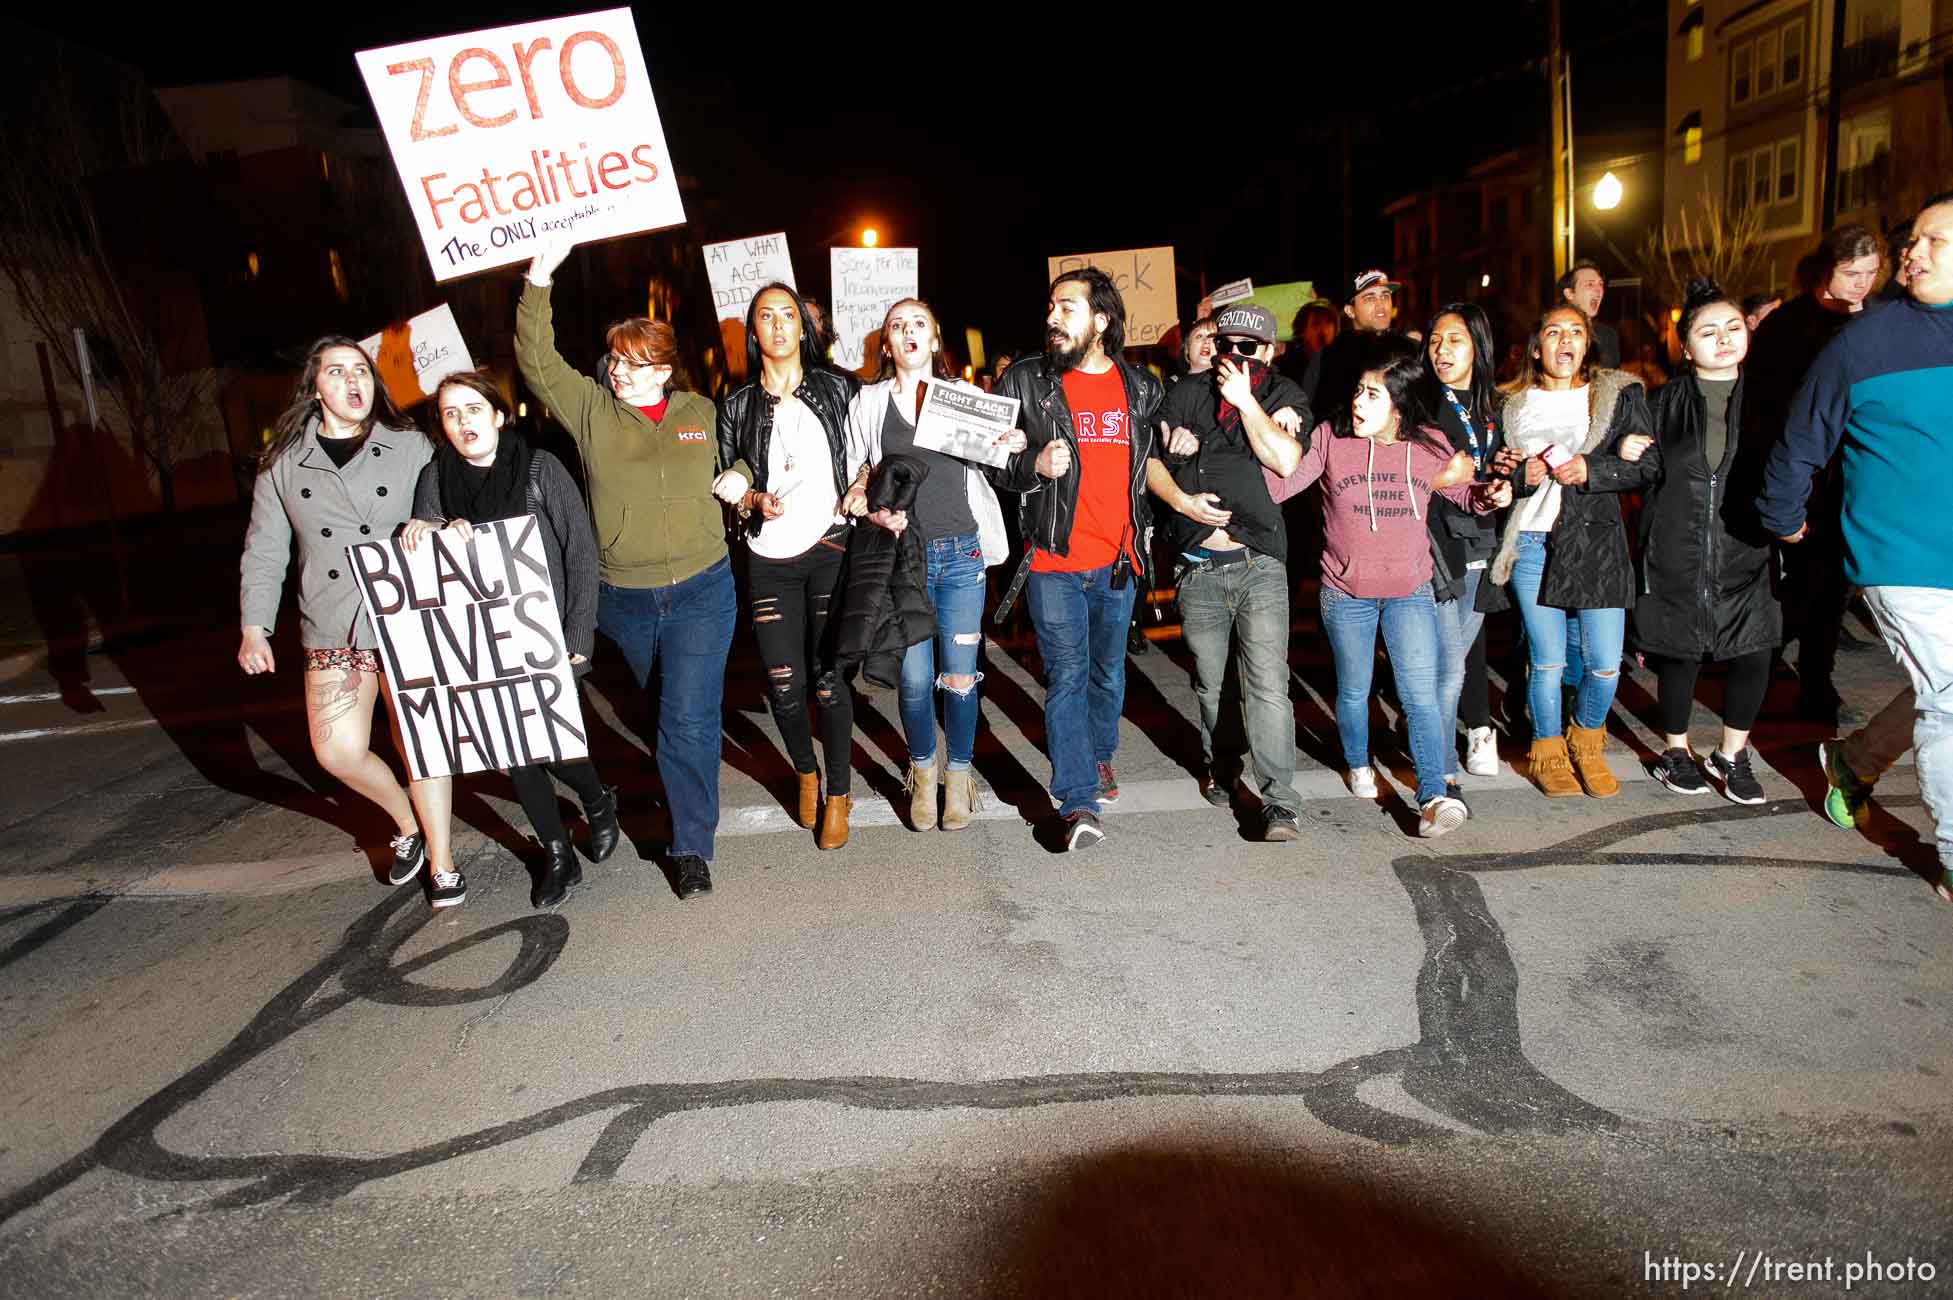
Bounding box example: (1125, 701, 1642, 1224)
(584, 784, 621, 864)
(533, 840, 575, 909)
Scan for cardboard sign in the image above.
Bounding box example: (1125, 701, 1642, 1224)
(704, 232, 795, 324)
(1046, 246, 1176, 348)
(349, 516, 588, 780)
(359, 304, 475, 408)
(356, 9, 686, 281)
(830, 247, 918, 374)
(912, 379, 1020, 470)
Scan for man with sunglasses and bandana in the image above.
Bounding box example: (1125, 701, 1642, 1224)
(1148, 303, 1311, 840)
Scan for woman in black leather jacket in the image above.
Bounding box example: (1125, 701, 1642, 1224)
(710, 283, 863, 849)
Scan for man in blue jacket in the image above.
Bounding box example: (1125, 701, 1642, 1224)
(1756, 194, 1953, 904)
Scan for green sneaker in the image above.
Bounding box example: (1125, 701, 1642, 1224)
(1818, 741, 1869, 830)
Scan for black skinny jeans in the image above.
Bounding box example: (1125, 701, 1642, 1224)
(507, 758, 606, 845)
(1651, 649, 1773, 737)
(748, 524, 853, 796)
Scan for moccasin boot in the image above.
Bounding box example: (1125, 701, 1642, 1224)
(1566, 723, 1621, 798)
(795, 769, 821, 829)
(906, 759, 940, 831)
(817, 794, 852, 850)
(941, 768, 978, 831)
(1528, 736, 1583, 797)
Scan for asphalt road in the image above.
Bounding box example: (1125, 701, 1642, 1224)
(1, 612, 1949, 1298)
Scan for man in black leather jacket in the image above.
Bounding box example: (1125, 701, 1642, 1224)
(994, 268, 1163, 850)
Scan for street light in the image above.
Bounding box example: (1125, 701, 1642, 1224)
(861, 227, 879, 248)
(1593, 171, 1623, 211)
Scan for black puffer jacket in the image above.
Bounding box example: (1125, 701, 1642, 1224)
(716, 368, 861, 538)
(1490, 369, 1655, 609)
(1630, 373, 1782, 660)
(836, 454, 936, 688)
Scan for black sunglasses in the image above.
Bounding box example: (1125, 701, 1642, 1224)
(1213, 336, 1263, 355)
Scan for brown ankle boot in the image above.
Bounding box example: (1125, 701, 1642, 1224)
(906, 759, 939, 831)
(1566, 723, 1620, 797)
(941, 768, 978, 831)
(816, 794, 852, 849)
(796, 770, 820, 828)
(1528, 736, 1582, 797)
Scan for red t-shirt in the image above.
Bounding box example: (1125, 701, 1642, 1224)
(1032, 365, 1136, 573)
(636, 398, 671, 424)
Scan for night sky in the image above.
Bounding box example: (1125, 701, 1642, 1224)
(24, 3, 1667, 353)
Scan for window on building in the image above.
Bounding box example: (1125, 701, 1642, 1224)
(1756, 30, 1779, 97)
(1489, 195, 1509, 231)
(1732, 40, 1753, 103)
(1781, 18, 1805, 86)
(1679, 7, 1706, 61)
(1849, 0, 1900, 44)
(1685, 125, 1703, 164)
(1776, 138, 1800, 204)
(1688, 25, 1704, 61)
(1840, 111, 1894, 210)
(1520, 188, 1534, 224)
(1752, 145, 1774, 208)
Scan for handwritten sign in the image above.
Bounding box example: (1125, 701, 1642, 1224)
(913, 379, 1020, 469)
(1046, 246, 1176, 348)
(830, 247, 918, 374)
(703, 232, 795, 323)
(356, 9, 686, 282)
(349, 516, 588, 780)
(359, 304, 474, 408)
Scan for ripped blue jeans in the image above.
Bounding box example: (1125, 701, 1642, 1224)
(899, 532, 987, 770)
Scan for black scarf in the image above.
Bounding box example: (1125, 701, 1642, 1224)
(438, 428, 531, 524)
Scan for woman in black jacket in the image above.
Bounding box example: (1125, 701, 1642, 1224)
(1489, 304, 1655, 798)
(1422, 303, 1505, 789)
(709, 284, 863, 850)
(405, 372, 615, 909)
(1619, 279, 1780, 805)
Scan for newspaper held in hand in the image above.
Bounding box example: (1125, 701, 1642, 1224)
(911, 379, 1020, 470)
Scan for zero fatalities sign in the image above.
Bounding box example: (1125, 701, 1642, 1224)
(355, 9, 686, 282)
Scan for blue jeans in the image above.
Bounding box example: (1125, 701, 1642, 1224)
(1863, 586, 1953, 870)
(1509, 531, 1625, 738)
(1028, 564, 1138, 817)
(1435, 568, 1485, 769)
(900, 532, 987, 771)
(1319, 582, 1448, 805)
(596, 557, 736, 861)
(1176, 551, 1299, 808)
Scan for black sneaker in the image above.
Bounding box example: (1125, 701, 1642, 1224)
(674, 855, 713, 899)
(1707, 747, 1766, 805)
(1064, 810, 1105, 851)
(1262, 806, 1300, 842)
(1650, 747, 1710, 795)
(428, 868, 466, 909)
(1198, 772, 1233, 808)
(387, 831, 426, 886)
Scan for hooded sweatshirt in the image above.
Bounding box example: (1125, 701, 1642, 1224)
(1265, 422, 1483, 598)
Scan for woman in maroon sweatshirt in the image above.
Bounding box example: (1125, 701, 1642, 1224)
(1266, 334, 1510, 837)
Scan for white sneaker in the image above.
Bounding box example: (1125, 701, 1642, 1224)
(1348, 765, 1378, 798)
(1465, 727, 1498, 777)
(1418, 796, 1468, 839)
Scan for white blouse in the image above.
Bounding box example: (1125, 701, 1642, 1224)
(1508, 385, 1590, 535)
(750, 395, 845, 559)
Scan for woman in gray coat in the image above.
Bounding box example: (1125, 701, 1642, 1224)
(237, 338, 456, 905)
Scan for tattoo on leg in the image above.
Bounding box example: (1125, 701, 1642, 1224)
(309, 670, 364, 745)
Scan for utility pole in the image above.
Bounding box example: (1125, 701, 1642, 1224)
(1819, 0, 1849, 229)
(1547, 0, 1575, 284)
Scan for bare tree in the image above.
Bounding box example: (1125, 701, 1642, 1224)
(0, 49, 215, 514)
(1629, 194, 1773, 311)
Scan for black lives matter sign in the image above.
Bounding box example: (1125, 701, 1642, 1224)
(349, 516, 587, 780)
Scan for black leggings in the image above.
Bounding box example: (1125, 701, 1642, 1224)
(1461, 615, 1490, 730)
(748, 526, 853, 796)
(507, 758, 606, 845)
(1652, 649, 1773, 737)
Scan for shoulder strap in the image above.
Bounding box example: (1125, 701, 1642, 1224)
(527, 454, 544, 518)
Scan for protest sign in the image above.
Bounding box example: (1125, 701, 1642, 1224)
(1210, 277, 1255, 307)
(1046, 246, 1176, 348)
(912, 379, 1020, 470)
(356, 9, 686, 282)
(830, 247, 918, 373)
(1242, 281, 1319, 342)
(349, 516, 588, 780)
(704, 232, 795, 323)
(359, 304, 474, 408)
